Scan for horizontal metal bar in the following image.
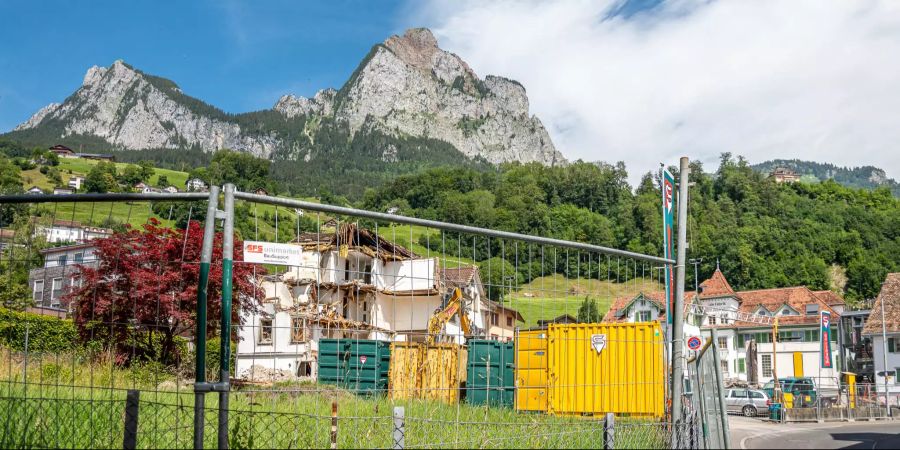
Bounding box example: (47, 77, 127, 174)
(0, 192, 209, 204)
(234, 191, 675, 265)
(194, 382, 230, 393)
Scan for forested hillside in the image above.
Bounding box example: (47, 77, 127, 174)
(361, 154, 900, 301)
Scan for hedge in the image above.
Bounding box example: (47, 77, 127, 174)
(0, 307, 78, 353)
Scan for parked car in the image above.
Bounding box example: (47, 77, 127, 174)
(761, 377, 818, 407)
(725, 388, 769, 417)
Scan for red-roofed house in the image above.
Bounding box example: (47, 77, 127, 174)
(864, 273, 900, 400)
(603, 267, 845, 387)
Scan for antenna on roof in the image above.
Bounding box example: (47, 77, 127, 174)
(716, 258, 720, 271)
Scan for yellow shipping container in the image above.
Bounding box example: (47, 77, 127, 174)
(389, 342, 467, 404)
(389, 343, 422, 401)
(515, 330, 549, 411)
(548, 322, 664, 417)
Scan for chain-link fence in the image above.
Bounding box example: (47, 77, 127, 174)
(773, 380, 898, 423)
(685, 330, 729, 449)
(0, 186, 713, 449)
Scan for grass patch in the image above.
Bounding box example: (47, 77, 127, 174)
(505, 275, 662, 327)
(0, 349, 669, 449)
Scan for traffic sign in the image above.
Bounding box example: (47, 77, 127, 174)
(687, 336, 702, 350)
(360, 355, 367, 365)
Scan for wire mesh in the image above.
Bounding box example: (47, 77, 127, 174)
(0, 190, 707, 449)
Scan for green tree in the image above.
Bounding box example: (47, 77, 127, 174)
(477, 257, 522, 301)
(137, 160, 155, 180)
(85, 162, 119, 193)
(119, 164, 146, 186)
(156, 174, 169, 188)
(577, 297, 601, 323)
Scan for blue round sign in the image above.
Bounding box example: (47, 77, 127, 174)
(687, 336, 702, 350)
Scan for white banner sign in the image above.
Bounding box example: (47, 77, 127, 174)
(243, 241, 303, 266)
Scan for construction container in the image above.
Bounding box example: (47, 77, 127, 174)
(466, 340, 515, 407)
(389, 342, 467, 404)
(515, 330, 549, 412)
(318, 338, 391, 395)
(547, 322, 664, 417)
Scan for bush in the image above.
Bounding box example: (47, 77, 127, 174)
(0, 307, 78, 353)
(205, 336, 236, 379)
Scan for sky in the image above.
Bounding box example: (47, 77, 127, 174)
(2, 0, 899, 180)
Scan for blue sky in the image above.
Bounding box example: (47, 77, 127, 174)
(2, 1, 898, 179)
(0, 0, 418, 131)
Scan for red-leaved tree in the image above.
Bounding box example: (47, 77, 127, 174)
(66, 219, 265, 365)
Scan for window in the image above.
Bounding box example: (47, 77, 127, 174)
(889, 338, 897, 353)
(721, 360, 729, 375)
(708, 315, 717, 326)
(732, 390, 748, 398)
(895, 368, 900, 385)
(717, 337, 728, 350)
(762, 355, 773, 378)
(363, 263, 372, 284)
(490, 313, 499, 326)
(290, 318, 306, 343)
(637, 311, 652, 322)
(344, 260, 351, 281)
(805, 304, 818, 316)
(50, 278, 63, 306)
(259, 318, 273, 344)
(750, 391, 765, 399)
(57, 255, 67, 266)
(804, 330, 820, 342)
(70, 276, 82, 290)
(73, 252, 84, 264)
(737, 334, 745, 348)
(737, 358, 746, 374)
(506, 316, 513, 327)
(33, 280, 44, 303)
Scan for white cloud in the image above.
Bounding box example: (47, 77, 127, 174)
(409, 0, 900, 180)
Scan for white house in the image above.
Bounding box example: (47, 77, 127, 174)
(235, 224, 493, 381)
(52, 187, 74, 195)
(67, 176, 85, 191)
(694, 269, 842, 388)
(604, 268, 843, 388)
(26, 186, 44, 195)
(185, 178, 207, 192)
(864, 273, 900, 406)
(163, 186, 179, 194)
(35, 219, 111, 244)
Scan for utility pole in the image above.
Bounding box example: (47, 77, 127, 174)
(671, 157, 690, 428)
(881, 287, 891, 417)
(773, 318, 781, 405)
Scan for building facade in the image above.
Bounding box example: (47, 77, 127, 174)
(604, 268, 843, 388)
(864, 273, 900, 402)
(28, 243, 98, 312)
(234, 225, 511, 381)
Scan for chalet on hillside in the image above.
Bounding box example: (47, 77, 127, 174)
(770, 167, 801, 184)
(48, 145, 76, 158)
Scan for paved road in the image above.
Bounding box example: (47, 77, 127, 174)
(730, 416, 900, 449)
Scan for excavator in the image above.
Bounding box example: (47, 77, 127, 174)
(425, 287, 474, 345)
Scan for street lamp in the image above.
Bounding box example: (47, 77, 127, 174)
(688, 258, 703, 292)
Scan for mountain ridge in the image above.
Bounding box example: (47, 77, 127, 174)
(751, 159, 900, 196)
(5, 28, 565, 168)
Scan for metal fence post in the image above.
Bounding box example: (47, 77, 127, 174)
(710, 329, 730, 449)
(123, 390, 140, 450)
(671, 157, 691, 427)
(331, 401, 338, 449)
(217, 184, 235, 450)
(603, 412, 615, 450)
(194, 186, 220, 450)
(392, 406, 405, 449)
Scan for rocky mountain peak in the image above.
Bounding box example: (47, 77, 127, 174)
(10, 28, 566, 167)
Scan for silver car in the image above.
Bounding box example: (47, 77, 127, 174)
(725, 388, 769, 417)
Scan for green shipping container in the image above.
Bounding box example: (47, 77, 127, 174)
(466, 340, 515, 407)
(318, 338, 390, 395)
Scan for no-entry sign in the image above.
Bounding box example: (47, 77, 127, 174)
(687, 336, 702, 351)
